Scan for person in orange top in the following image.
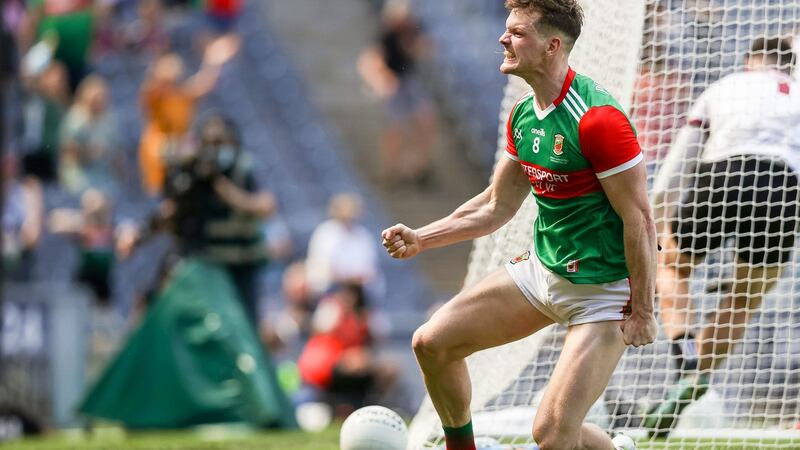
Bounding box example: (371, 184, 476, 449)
(138, 35, 239, 195)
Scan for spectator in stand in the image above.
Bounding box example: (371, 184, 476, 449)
(94, 0, 167, 58)
(49, 188, 117, 308)
(2, 154, 43, 281)
(203, 0, 242, 36)
(306, 193, 383, 300)
(262, 212, 295, 283)
(20, 58, 70, 182)
(358, 0, 437, 189)
(138, 34, 239, 195)
(297, 282, 397, 415)
(121, 114, 276, 327)
(2, 0, 23, 74)
(262, 260, 317, 354)
(48, 187, 128, 380)
(58, 74, 121, 195)
(21, 0, 96, 92)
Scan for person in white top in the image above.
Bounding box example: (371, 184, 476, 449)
(647, 37, 800, 437)
(305, 193, 383, 298)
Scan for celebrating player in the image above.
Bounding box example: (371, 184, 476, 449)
(645, 37, 800, 437)
(381, 1, 657, 449)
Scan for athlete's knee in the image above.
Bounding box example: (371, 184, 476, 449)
(412, 323, 465, 366)
(532, 417, 579, 450)
(412, 324, 446, 364)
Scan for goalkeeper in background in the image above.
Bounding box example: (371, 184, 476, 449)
(383, 1, 657, 449)
(646, 37, 800, 437)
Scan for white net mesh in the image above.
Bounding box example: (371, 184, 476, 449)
(407, 1, 800, 448)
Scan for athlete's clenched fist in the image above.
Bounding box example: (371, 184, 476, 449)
(381, 223, 422, 259)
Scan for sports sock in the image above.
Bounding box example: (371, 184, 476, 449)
(670, 331, 697, 373)
(443, 421, 476, 450)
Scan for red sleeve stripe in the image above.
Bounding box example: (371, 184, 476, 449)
(506, 115, 518, 157)
(596, 153, 643, 179)
(504, 150, 520, 161)
(506, 92, 532, 157)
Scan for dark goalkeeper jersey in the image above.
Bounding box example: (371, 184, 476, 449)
(505, 68, 643, 284)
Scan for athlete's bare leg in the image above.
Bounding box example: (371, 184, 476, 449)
(532, 321, 626, 450)
(412, 267, 554, 428)
(697, 261, 781, 372)
(656, 228, 700, 340)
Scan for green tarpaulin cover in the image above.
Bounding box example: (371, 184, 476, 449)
(79, 259, 296, 429)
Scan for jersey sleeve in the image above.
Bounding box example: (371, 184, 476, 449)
(505, 106, 520, 161)
(578, 105, 643, 179)
(505, 94, 531, 161)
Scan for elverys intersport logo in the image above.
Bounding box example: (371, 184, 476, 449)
(518, 160, 603, 199)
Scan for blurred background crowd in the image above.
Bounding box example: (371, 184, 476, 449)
(0, 0, 766, 438)
(0, 0, 496, 434)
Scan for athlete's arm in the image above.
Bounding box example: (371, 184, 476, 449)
(600, 163, 658, 347)
(651, 124, 705, 214)
(382, 155, 530, 259)
(580, 105, 657, 346)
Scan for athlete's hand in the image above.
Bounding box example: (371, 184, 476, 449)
(381, 223, 422, 259)
(620, 311, 658, 347)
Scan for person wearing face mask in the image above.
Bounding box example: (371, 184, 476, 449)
(120, 114, 276, 325)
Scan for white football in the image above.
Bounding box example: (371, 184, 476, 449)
(340, 405, 408, 450)
(611, 433, 636, 450)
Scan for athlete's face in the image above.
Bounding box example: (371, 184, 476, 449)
(499, 9, 552, 77)
(499, 9, 545, 75)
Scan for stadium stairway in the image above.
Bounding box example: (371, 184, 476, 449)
(260, 0, 488, 301)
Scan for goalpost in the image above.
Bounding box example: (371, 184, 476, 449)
(407, 1, 800, 448)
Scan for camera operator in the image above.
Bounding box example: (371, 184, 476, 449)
(121, 114, 275, 326)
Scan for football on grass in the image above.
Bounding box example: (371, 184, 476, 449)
(339, 405, 408, 450)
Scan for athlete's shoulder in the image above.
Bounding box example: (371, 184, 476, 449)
(509, 90, 534, 119)
(571, 72, 623, 109)
(514, 90, 534, 108)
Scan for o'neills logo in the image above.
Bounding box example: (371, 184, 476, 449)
(553, 134, 565, 156)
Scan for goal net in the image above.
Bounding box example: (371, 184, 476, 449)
(407, 0, 800, 448)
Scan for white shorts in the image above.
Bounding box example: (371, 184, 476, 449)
(505, 250, 631, 327)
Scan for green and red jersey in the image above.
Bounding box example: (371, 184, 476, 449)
(506, 68, 642, 284)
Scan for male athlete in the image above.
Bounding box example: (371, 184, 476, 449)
(645, 37, 800, 437)
(381, 1, 657, 449)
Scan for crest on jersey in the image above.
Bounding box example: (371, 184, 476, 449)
(566, 259, 579, 273)
(513, 128, 523, 140)
(553, 134, 565, 156)
(510, 250, 530, 265)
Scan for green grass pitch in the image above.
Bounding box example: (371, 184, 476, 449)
(2, 427, 341, 450)
(4, 428, 800, 450)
